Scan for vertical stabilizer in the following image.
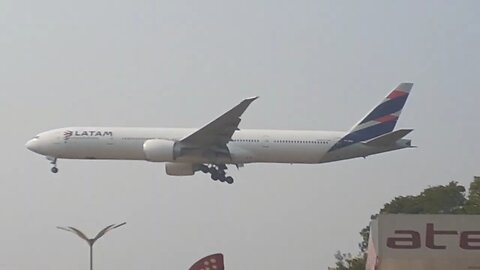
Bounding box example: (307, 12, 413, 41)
(329, 83, 413, 151)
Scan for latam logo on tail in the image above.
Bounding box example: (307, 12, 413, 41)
(386, 223, 480, 250)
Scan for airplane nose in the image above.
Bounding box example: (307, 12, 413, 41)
(26, 139, 42, 154)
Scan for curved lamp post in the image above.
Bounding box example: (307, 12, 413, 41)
(57, 222, 126, 270)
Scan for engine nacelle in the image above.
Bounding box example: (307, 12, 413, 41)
(143, 139, 176, 162)
(165, 162, 195, 176)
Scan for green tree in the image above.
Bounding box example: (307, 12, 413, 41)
(330, 177, 480, 270)
(332, 252, 366, 270)
(464, 176, 480, 214)
(381, 181, 466, 214)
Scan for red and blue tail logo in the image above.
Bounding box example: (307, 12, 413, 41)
(329, 83, 413, 151)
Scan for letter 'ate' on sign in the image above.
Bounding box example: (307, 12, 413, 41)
(386, 223, 480, 250)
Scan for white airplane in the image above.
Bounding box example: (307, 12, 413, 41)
(26, 83, 414, 184)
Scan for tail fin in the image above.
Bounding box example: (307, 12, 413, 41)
(329, 83, 413, 151)
(348, 82, 413, 137)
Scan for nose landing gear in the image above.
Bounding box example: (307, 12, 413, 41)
(47, 157, 58, 173)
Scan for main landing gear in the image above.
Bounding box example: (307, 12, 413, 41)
(199, 164, 234, 184)
(47, 157, 58, 173)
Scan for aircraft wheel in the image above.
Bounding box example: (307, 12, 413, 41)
(200, 166, 209, 173)
(209, 167, 217, 175)
(51, 167, 58, 173)
(211, 173, 219, 181)
(225, 176, 234, 184)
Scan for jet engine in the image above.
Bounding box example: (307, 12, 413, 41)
(143, 139, 177, 162)
(165, 162, 195, 176)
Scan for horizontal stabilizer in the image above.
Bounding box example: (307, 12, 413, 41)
(364, 129, 413, 147)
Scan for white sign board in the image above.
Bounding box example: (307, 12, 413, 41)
(366, 214, 480, 270)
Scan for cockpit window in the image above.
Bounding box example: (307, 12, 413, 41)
(33, 136, 40, 139)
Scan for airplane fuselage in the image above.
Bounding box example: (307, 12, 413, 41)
(26, 127, 409, 165)
(25, 83, 414, 183)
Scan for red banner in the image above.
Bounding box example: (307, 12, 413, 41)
(189, 253, 224, 270)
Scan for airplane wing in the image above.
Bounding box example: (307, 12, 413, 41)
(180, 96, 258, 148)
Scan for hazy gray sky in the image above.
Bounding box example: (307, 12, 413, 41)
(1, 1, 479, 269)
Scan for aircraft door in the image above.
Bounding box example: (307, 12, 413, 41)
(261, 135, 270, 148)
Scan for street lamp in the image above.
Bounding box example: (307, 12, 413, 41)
(57, 222, 126, 270)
